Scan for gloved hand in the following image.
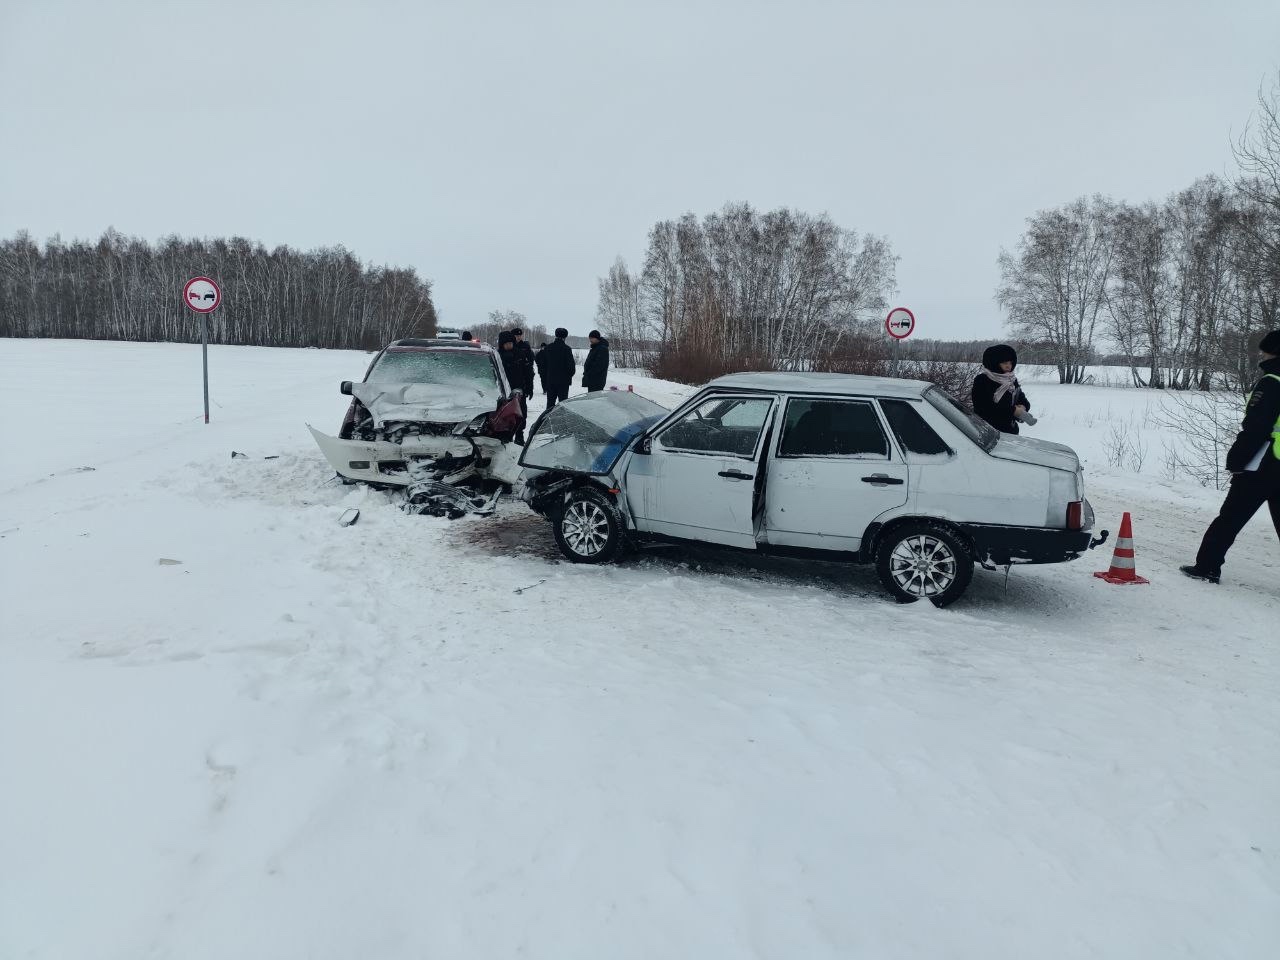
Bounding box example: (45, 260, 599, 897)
(1018, 411, 1038, 426)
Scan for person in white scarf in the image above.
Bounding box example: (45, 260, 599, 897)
(972, 344, 1035, 434)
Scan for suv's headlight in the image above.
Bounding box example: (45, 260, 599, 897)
(452, 413, 488, 436)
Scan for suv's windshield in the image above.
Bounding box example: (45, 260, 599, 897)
(924, 386, 999, 451)
(368, 348, 498, 388)
(522, 392, 668, 474)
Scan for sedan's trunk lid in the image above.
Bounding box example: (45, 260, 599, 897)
(989, 433, 1081, 472)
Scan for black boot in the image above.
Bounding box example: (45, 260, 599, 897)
(1179, 565, 1220, 584)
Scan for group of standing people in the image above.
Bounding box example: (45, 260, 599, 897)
(493, 327, 613, 435)
(969, 334, 1280, 586)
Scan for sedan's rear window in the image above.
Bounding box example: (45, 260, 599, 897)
(924, 386, 999, 451)
(368, 348, 498, 388)
(879, 398, 953, 456)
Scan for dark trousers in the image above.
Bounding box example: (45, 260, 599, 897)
(1195, 460, 1280, 572)
(546, 383, 570, 410)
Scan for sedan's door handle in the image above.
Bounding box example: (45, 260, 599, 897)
(718, 469, 754, 481)
(861, 474, 904, 485)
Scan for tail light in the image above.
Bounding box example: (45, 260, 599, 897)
(1067, 501, 1083, 530)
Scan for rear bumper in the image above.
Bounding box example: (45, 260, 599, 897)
(960, 523, 1096, 565)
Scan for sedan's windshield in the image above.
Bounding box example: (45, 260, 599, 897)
(924, 386, 999, 451)
(368, 348, 498, 389)
(522, 392, 669, 474)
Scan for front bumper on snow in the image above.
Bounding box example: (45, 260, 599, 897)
(306, 425, 523, 487)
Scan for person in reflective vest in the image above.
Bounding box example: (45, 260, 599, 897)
(1182, 329, 1280, 583)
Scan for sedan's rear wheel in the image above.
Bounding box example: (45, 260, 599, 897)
(875, 522, 973, 607)
(553, 488, 627, 564)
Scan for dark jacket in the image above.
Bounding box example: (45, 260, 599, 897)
(972, 344, 1030, 434)
(498, 341, 525, 393)
(1225, 356, 1280, 472)
(583, 337, 610, 391)
(534, 344, 549, 389)
(540, 338, 575, 388)
(514, 340, 536, 394)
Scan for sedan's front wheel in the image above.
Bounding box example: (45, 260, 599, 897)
(875, 522, 973, 607)
(553, 488, 627, 564)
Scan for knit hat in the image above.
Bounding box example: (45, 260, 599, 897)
(588, 330, 602, 340)
(498, 331, 515, 346)
(1260, 329, 1280, 355)
(555, 327, 569, 339)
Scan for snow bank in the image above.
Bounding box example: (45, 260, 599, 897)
(1, 339, 1276, 960)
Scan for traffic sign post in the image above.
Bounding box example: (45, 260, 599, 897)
(884, 306, 916, 377)
(183, 277, 221, 423)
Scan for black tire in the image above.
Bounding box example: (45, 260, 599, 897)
(553, 487, 627, 564)
(874, 522, 974, 608)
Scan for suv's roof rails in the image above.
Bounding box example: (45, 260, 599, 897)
(391, 338, 484, 349)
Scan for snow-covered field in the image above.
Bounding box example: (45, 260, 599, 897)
(1, 339, 1277, 960)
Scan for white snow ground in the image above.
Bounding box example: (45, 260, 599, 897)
(1, 338, 1277, 960)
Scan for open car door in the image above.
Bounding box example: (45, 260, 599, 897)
(625, 394, 777, 549)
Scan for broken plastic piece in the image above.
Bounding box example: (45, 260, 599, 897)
(231, 451, 248, 459)
(339, 508, 361, 527)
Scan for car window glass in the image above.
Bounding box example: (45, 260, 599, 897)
(368, 349, 497, 388)
(879, 399, 952, 456)
(658, 396, 772, 457)
(924, 387, 998, 450)
(522, 392, 668, 473)
(778, 398, 889, 458)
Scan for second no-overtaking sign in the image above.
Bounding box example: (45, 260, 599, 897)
(183, 276, 222, 423)
(885, 307, 915, 340)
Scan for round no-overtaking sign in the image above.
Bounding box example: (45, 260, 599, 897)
(183, 276, 221, 314)
(885, 307, 915, 340)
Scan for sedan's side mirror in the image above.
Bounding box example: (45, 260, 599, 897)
(635, 436, 652, 455)
(340, 381, 353, 396)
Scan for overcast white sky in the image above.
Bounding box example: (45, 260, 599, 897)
(2, 0, 1277, 339)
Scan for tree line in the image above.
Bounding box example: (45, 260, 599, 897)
(0, 230, 437, 350)
(997, 78, 1280, 389)
(594, 202, 898, 383)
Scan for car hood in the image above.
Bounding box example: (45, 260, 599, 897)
(351, 381, 498, 426)
(520, 391, 670, 474)
(989, 433, 1081, 472)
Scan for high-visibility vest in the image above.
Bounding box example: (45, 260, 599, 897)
(1253, 373, 1280, 459)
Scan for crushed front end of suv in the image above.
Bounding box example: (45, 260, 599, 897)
(308, 338, 526, 518)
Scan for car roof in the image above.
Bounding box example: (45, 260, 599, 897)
(387, 338, 491, 352)
(706, 371, 933, 398)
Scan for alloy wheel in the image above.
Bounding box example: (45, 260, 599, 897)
(889, 534, 957, 597)
(562, 500, 611, 557)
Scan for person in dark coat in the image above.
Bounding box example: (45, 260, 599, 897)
(497, 331, 528, 442)
(1181, 329, 1280, 584)
(972, 344, 1034, 434)
(583, 330, 610, 392)
(512, 327, 537, 397)
(540, 328, 575, 410)
(534, 342, 550, 396)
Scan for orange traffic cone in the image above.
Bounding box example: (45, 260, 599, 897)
(1093, 512, 1150, 585)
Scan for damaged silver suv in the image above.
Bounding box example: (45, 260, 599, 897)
(308, 338, 526, 517)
